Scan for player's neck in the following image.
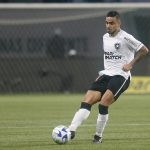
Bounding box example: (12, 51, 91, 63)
(109, 29, 120, 37)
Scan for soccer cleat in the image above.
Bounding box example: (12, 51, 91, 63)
(70, 131, 75, 139)
(92, 135, 102, 144)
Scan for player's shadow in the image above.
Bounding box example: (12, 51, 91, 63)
(102, 137, 150, 143)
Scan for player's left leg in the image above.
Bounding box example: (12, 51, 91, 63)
(93, 89, 114, 143)
(93, 75, 130, 144)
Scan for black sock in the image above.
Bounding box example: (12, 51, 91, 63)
(99, 104, 108, 115)
(80, 102, 92, 111)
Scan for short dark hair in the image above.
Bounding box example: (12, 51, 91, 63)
(106, 11, 120, 19)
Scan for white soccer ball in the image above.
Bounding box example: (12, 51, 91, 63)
(52, 125, 71, 144)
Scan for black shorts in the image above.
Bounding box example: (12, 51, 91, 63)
(89, 75, 130, 100)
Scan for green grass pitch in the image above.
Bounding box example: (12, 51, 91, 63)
(0, 94, 150, 150)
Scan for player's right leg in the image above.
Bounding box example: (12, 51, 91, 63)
(68, 90, 101, 139)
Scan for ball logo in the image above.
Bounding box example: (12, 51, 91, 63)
(57, 130, 62, 137)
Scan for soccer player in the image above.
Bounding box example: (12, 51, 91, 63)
(68, 10, 149, 143)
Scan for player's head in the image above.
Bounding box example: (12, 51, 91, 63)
(105, 11, 121, 36)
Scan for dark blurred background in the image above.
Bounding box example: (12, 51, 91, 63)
(0, 2, 149, 93)
(0, 0, 150, 2)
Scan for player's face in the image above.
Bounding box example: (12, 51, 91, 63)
(105, 16, 121, 36)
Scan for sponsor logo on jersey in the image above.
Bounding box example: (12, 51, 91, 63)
(104, 52, 122, 60)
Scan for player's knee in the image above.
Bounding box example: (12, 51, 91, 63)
(83, 90, 101, 105)
(100, 90, 114, 106)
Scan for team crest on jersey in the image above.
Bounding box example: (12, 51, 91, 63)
(114, 43, 121, 50)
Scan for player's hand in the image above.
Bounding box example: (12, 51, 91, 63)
(122, 64, 132, 72)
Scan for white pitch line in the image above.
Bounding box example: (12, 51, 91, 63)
(0, 123, 150, 129)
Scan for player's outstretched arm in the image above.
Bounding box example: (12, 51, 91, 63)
(122, 46, 149, 72)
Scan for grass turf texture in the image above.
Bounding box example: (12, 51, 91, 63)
(0, 94, 150, 150)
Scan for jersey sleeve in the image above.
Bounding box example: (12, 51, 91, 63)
(124, 34, 143, 52)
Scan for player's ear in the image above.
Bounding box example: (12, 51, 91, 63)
(118, 19, 121, 26)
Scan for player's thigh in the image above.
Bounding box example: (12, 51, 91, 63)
(83, 90, 102, 105)
(100, 89, 114, 106)
(100, 75, 130, 106)
(107, 75, 130, 100)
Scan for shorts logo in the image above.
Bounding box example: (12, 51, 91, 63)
(114, 43, 121, 50)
